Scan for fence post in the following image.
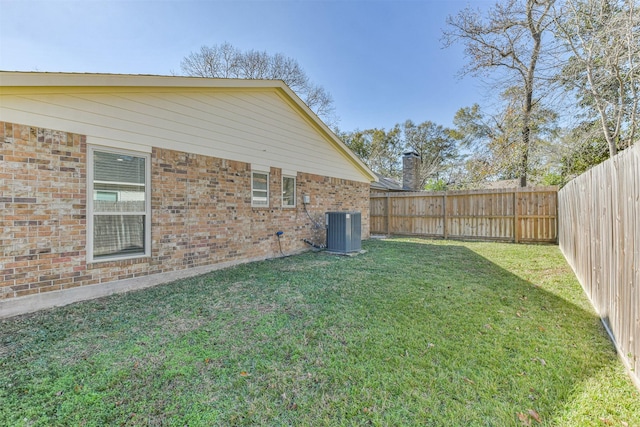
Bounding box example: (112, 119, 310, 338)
(513, 189, 520, 243)
(554, 190, 559, 244)
(386, 193, 391, 235)
(443, 193, 448, 239)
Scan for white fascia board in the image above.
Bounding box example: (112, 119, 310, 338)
(0, 71, 277, 90)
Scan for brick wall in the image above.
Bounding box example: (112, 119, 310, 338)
(1, 122, 87, 299)
(1, 122, 370, 303)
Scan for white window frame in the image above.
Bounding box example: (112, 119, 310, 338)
(87, 146, 151, 262)
(282, 175, 296, 208)
(251, 170, 269, 207)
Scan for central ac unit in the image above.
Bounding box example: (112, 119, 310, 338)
(325, 211, 361, 253)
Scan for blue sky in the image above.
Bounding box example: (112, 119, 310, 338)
(0, 0, 494, 132)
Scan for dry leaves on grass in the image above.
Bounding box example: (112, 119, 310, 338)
(517, 409, 542, 425)
(517, 412, 531, 426)
(532, 357, 547, 366)
(528, 409, 541, 423)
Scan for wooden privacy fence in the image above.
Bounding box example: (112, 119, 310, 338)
(558, 143, 639, 390)
(370, 187, 558, 243)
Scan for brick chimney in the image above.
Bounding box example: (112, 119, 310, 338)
(402, 150, 421, 191)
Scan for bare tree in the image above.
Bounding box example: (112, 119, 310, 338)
(181, 43, 240, 78)
(554, 0, 639, 157)
(180, 43, 337, 126)
(444, 0, 556, 187)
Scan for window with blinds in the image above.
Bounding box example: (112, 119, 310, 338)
(88, 147, 150, 261)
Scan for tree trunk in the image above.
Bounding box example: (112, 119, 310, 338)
(520, 121, 530, 188)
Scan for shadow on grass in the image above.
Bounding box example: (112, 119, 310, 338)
(0, 238, 637, 426)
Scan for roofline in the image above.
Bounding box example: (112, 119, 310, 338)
(0, 71, 377, 182)
(0, 71, 281, 89)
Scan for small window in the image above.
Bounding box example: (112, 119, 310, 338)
(282, 176, 296, 207)
(88, 147, 151, 261)
(252, 171, 269, 207)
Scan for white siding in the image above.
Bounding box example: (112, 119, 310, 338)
(0, 88, 370, 182)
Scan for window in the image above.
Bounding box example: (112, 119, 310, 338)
(282, 176, 296, 207)
(252, 171, 269, 207)
(88, 147, 151, 261)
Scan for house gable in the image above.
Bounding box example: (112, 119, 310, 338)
(0, 72, 375, 183)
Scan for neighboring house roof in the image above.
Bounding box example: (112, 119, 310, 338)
(0, 71, 377, 183)
(370, 172, 404, 191)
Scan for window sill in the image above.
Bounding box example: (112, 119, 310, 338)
(87, 253, 150, 265)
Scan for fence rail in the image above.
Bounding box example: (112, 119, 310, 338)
(370, 187, 558, 243)
(558, 143, 639, 390)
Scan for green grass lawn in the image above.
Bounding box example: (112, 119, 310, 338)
(1, 238, 638, 426)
